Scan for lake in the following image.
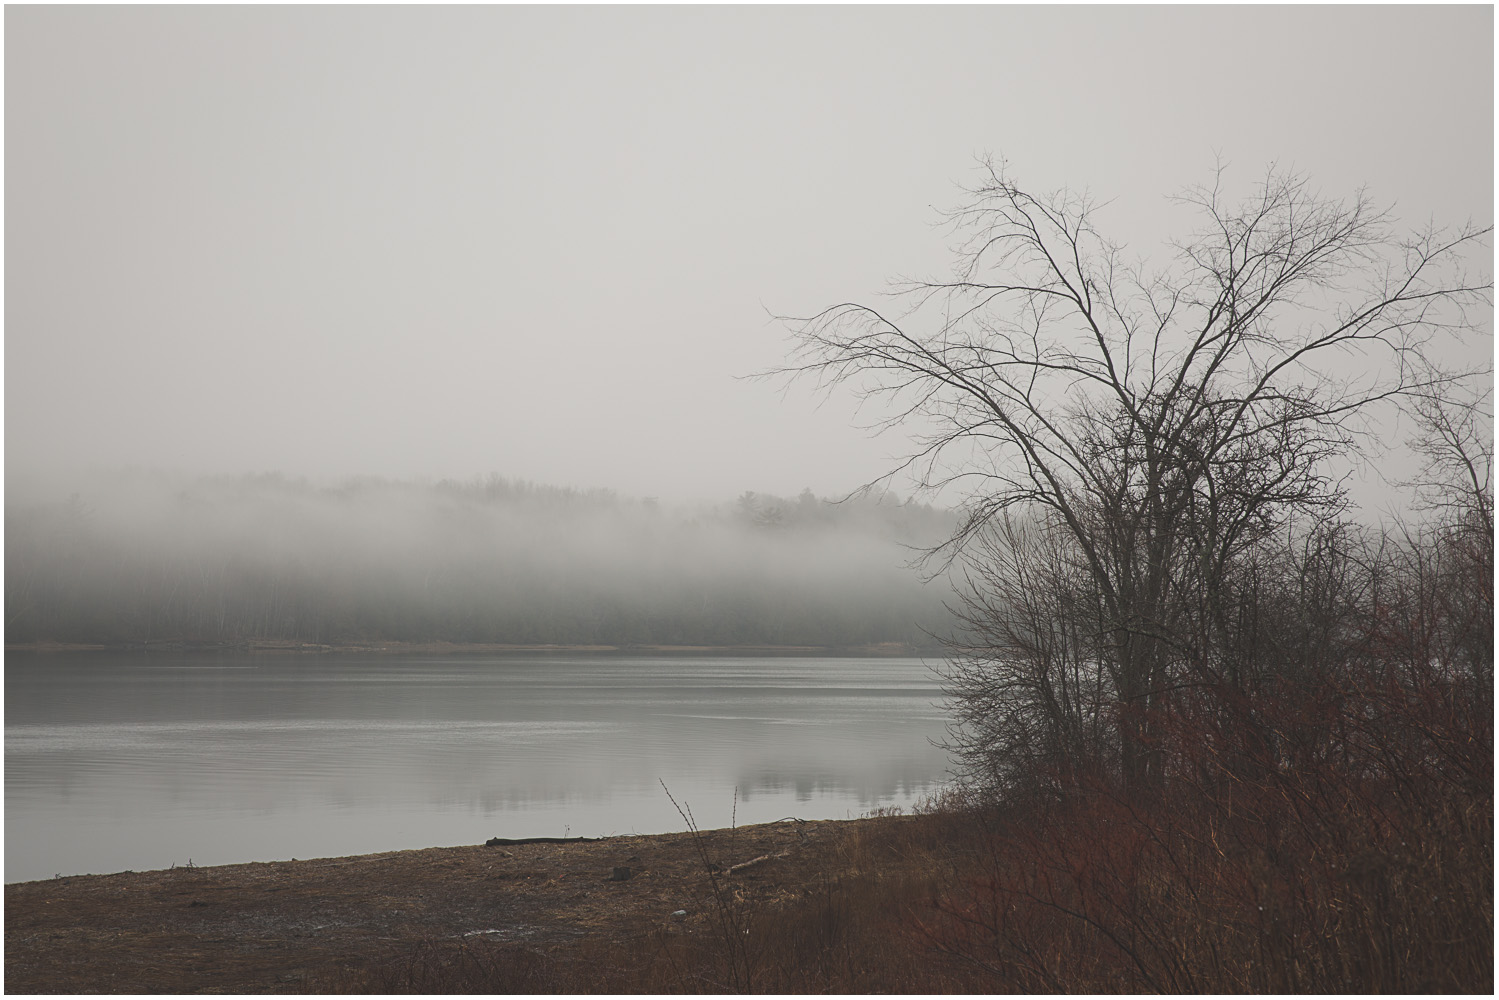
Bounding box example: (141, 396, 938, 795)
(5, 653, 953, 884)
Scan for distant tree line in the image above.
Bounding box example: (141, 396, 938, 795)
(5, 473, 957, 648)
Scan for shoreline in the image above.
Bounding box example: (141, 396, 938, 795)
(3, 818, 813, 888)
(5, 638, 941, 656)
(4, 814, 921, 993)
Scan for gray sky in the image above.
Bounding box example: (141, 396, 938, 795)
(7, 6, 1493, 502)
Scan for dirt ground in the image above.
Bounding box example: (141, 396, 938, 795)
(5, 817, 894, 994)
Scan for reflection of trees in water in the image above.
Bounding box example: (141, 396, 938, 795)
(8, 655, 953, 881)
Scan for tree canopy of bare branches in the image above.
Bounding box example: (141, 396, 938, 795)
(778, 159, 1492, 793)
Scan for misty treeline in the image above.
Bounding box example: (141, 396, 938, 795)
(5, 472, 957, 648)
(782, 162, 1493, 989)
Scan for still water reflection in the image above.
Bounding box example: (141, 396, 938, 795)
(5, 654, 951, 883)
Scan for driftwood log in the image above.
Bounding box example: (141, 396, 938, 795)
(725, 851, 789, 874)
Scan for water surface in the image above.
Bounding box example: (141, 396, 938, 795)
(6, 654, 951, 883)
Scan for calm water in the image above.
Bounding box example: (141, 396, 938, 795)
(5, 654, 951, 883)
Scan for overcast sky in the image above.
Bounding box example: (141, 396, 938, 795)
(7, 6, 1493, 503)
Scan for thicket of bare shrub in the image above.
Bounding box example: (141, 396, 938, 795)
(920, 386, 1492, 994)
(925, 578, 1492, 991)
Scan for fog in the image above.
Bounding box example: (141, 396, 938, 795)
(6, 471, 957, 648)
(4, 8, 1491, 643)
(6, 7, 1492, 503)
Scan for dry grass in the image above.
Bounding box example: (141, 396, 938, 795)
(341, 806, 994, 994)
(916, 669, 1494, 995)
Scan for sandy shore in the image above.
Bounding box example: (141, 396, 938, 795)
(5, 816, 907, 993)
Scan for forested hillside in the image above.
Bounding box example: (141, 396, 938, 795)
(5, 472, 957, 648)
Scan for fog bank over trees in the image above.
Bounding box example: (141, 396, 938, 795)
(6, 471, 958, 648)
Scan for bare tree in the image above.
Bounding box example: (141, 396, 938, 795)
(941, 510, 1113, 795)
(1404, 384, 1493, 540)
(1394, 385, 1494, 710)
(779, 159, 1491, 791)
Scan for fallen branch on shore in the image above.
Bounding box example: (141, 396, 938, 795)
(726, 850, 790, 874)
